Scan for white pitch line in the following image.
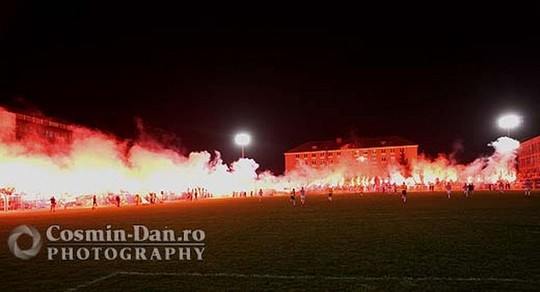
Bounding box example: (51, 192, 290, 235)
(65, 271, 120, 292)
(66, 270, 536, 291)
(117, 271, 535, 283)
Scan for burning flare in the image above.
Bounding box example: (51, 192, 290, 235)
(0, 107, 520, 208)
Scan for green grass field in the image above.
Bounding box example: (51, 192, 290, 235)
(0, 191, 539, 291)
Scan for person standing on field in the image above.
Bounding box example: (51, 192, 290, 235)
(92, 195, 98, 210)
(467, 183, 474, 197)
(290, 188, 296, 206)
(401, 183, 408, 203)
(445, 182, 452, 199)
(328, 187, 333, 202)
(50, 196, 56, 212)
(525, 179, 532, 197)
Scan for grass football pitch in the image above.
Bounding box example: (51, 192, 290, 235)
(0, 191, 539, 291)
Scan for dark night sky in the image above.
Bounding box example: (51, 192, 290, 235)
(1, 2, 540, 173)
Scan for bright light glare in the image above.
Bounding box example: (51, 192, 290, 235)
(234, 133, 251, 146)
(497, 114, 521, 130)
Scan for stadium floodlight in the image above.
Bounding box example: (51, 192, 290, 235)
(497, 114, 521, 137)
(234, 133, 251, 158)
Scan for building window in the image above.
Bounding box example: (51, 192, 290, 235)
(304, 154, 308, 158)
(372, 149, 377, 154)
(381, 149, 386, 153)
(390, 149, 395, 153)
(382, 157, 387, 162)
(312, 153, 317, 158)
(295, 154, 300, 159)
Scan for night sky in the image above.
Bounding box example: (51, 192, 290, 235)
(1, 2, 540, 173)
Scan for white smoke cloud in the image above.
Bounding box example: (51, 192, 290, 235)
(0, 107, 522, 202)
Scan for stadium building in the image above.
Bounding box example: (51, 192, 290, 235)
(284, 136, 418, 172)
(0, 107, 76, 211)
(0, 107, 73, 145)
(518, 135, 540, 188)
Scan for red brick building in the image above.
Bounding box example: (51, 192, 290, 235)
(0, 107, 73, 145)
(284, 136, 418, 172)
(518, 135, 540, 187)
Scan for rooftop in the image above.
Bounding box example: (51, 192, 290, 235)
(520, 135, 540, 145)
(285, 136, 417, 153)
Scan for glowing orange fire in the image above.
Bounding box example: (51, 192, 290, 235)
(284, 136, 519, 191)
(0, 107, 520, 207)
